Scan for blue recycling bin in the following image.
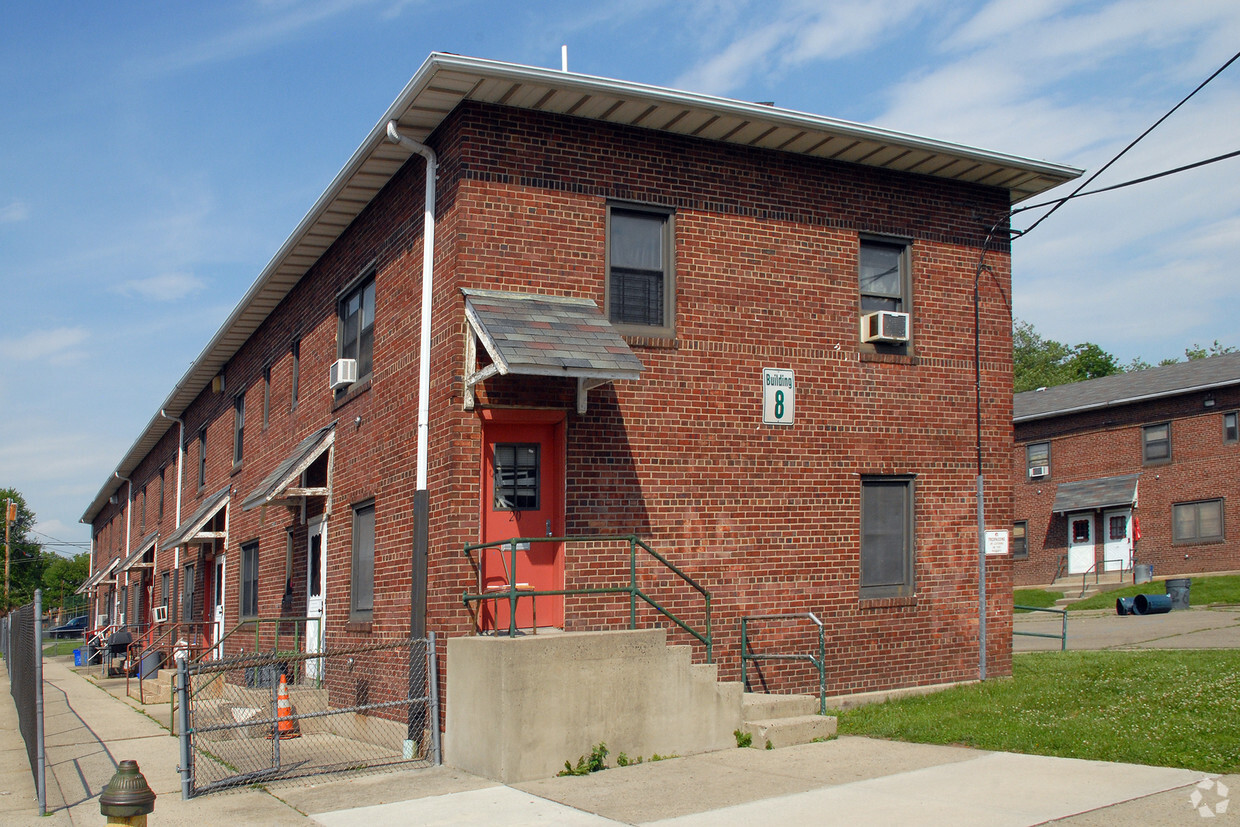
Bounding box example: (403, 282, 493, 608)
(73, 648, 83, 666)
(1134, 593, 1172, 615)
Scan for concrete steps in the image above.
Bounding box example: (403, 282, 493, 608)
(739, 692, 836, 750)
(1050, 571, 1131, 606)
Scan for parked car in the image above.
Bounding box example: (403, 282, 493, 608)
(49, 615, 88, 639)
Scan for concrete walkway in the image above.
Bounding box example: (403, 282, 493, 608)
(1014, 603, 1240, 652)
(1, 611, 1236, 826)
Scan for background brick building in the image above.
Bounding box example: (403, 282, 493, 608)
(80, 53, 1079, 711)
(1013, 353, 1240, 586)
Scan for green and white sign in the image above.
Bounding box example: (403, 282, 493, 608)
(762, 368, 795, 426)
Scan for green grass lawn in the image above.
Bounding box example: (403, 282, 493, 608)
(1013, 588, 1062, 611)
(41, 638, 82, 658)
(836, 650, 1240, 773)
(1068, 574, 1240, 611)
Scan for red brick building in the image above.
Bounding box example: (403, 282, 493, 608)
(80, 54, 1078, 706)
(1013, 353, 1240, 586)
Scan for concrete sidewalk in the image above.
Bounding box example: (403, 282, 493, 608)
(2, 621, 1236, 826)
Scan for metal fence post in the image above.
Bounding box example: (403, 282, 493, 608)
(34, 589, 45, 816)
(176, 656, 192, 799)
(428, 632, 441, 766)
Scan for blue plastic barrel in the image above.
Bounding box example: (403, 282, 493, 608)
(73, 648, 82, 666)
(1116, 597, 1135, 615)
(1134, 593, 1172, 615)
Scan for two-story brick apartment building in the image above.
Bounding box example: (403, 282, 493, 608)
(1013, 353, 1240, 586)
(80, 53, 1079, 712)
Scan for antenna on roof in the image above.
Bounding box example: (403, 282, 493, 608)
(561, 45, 568, 73)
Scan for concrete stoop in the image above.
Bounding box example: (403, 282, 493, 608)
(740, 692, 837, 749)
(447, 629, 743, 784)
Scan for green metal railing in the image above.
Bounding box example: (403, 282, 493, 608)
(1013, 605, 1067, 650)
(740, 612, 827, 715)
(462, 535, 712, 662)
(173, 616, 316, 730)
(1078, 558, 1131, 597)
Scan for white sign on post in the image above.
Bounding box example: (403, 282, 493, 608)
(985, 529, 1009, 556)
(762, 368, 795, 426)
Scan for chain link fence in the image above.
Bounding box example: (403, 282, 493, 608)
(2, 590, 45, 814)
(179, 633, 439, 797)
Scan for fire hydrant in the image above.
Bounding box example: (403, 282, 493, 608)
(99, 760, 156, 826)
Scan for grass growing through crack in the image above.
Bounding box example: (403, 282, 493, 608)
(837, 650, 1240, 773)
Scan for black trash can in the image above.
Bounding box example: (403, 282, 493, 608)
(1165, 578, 1191, 610)
(1116, 596, 1135, 615)
(1134, 593, 1173, 615)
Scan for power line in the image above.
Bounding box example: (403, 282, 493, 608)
(28, 529, 90, 550)
(1019, 47, 1240, 237)
(1013, 148, 1240, 220)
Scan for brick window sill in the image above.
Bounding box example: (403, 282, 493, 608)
(859, 351, 918, 366)
(344, 620, 372, 633)
(621, 335, 678, 350)
(858, 596, 917, 610)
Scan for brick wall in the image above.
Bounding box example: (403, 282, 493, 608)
(1014, 385, 1240, 585)
(92, 99, 1015, 709)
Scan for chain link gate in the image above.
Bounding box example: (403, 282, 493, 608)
(177, 632, 439, 797)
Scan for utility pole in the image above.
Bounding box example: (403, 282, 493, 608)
(5, 498, 15, 608)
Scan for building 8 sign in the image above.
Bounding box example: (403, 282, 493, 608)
(762, 368, 795, 426)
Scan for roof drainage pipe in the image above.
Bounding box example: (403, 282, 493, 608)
(385, 121, 436, 641)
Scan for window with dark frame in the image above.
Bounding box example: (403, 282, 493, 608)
(233, 394, 245, 466)
(1109, 514, 1128, 541)
(240, 541, 259, 618)
(1072, 518, 1091, 543)
(140, 485, 147, 532)
(493, 444, 540, 511)
(350, 501, 375, 620)
(182, 563, 195, 622)
(338, 276, 375, 385)
(158, 466, 165, 521)
(1012, 521, 1028, 560)
(1143, 422, 1170, 463)
(197, 428, 207, 488)
(859, 239, 909, 315)
(1225, 412, 1238, 444)
(606, 204, 674, 334)
(290, 339, 300, 408)
(1173, 499, 1224, 543)
(160, 571, 169, 609)
(1026, 442, 1050, 478)
(859, 476, 915, 598)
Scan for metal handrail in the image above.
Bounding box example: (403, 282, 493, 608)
(740, 612, 826, 715)
(1054, 554, 1069, 583)
(1079, 557, 1131, 597)
(1013, 604, 1067, 650)
(462, 534, 713, 662)
(174, 616, 316, 730)
(128, 622, 212, 704)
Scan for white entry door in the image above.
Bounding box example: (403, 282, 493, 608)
(1067, 513, 1095, 575)
(1102, 509, 1133, 572)
(212, 553, 226, 659)
(306, 518, 326, 684)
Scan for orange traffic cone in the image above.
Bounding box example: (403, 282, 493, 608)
(268, 673, 300, 740)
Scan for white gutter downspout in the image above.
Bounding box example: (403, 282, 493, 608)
(385, 121, 436, 644)
(385, 122, 437, 495)
(114, 471, 132, 625)
(159, 410, 185, 573)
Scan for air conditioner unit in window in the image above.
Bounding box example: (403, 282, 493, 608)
(860, 311, 910, 343)
(329, 358, 358, 390)
(152, 605, 168, 623)
(1029, 466, 1049, 479)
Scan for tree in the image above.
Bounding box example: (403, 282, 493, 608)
(43, 552, 90, 614)
(1185, 340, 1238, 360)
(1013, 320, 1124, 392)
(1, 487, 47, 612)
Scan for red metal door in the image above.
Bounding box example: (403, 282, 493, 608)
(480, 414, 564, 631)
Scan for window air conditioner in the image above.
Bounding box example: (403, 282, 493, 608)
(1029, 466, 1049, 479)
(329, 358, 358, 390)
(152, 605, 168, 623)
(96, 614, 108, 627)
(860, 311, 910, 344)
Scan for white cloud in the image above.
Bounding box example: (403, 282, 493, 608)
(0, 327, 89, 364)
(112, 272, 206, 302)
(0, 200, 29, 223)
(673, 0, 936, 95)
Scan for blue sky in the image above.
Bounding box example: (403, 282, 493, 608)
(3, 0, 1240, 553)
